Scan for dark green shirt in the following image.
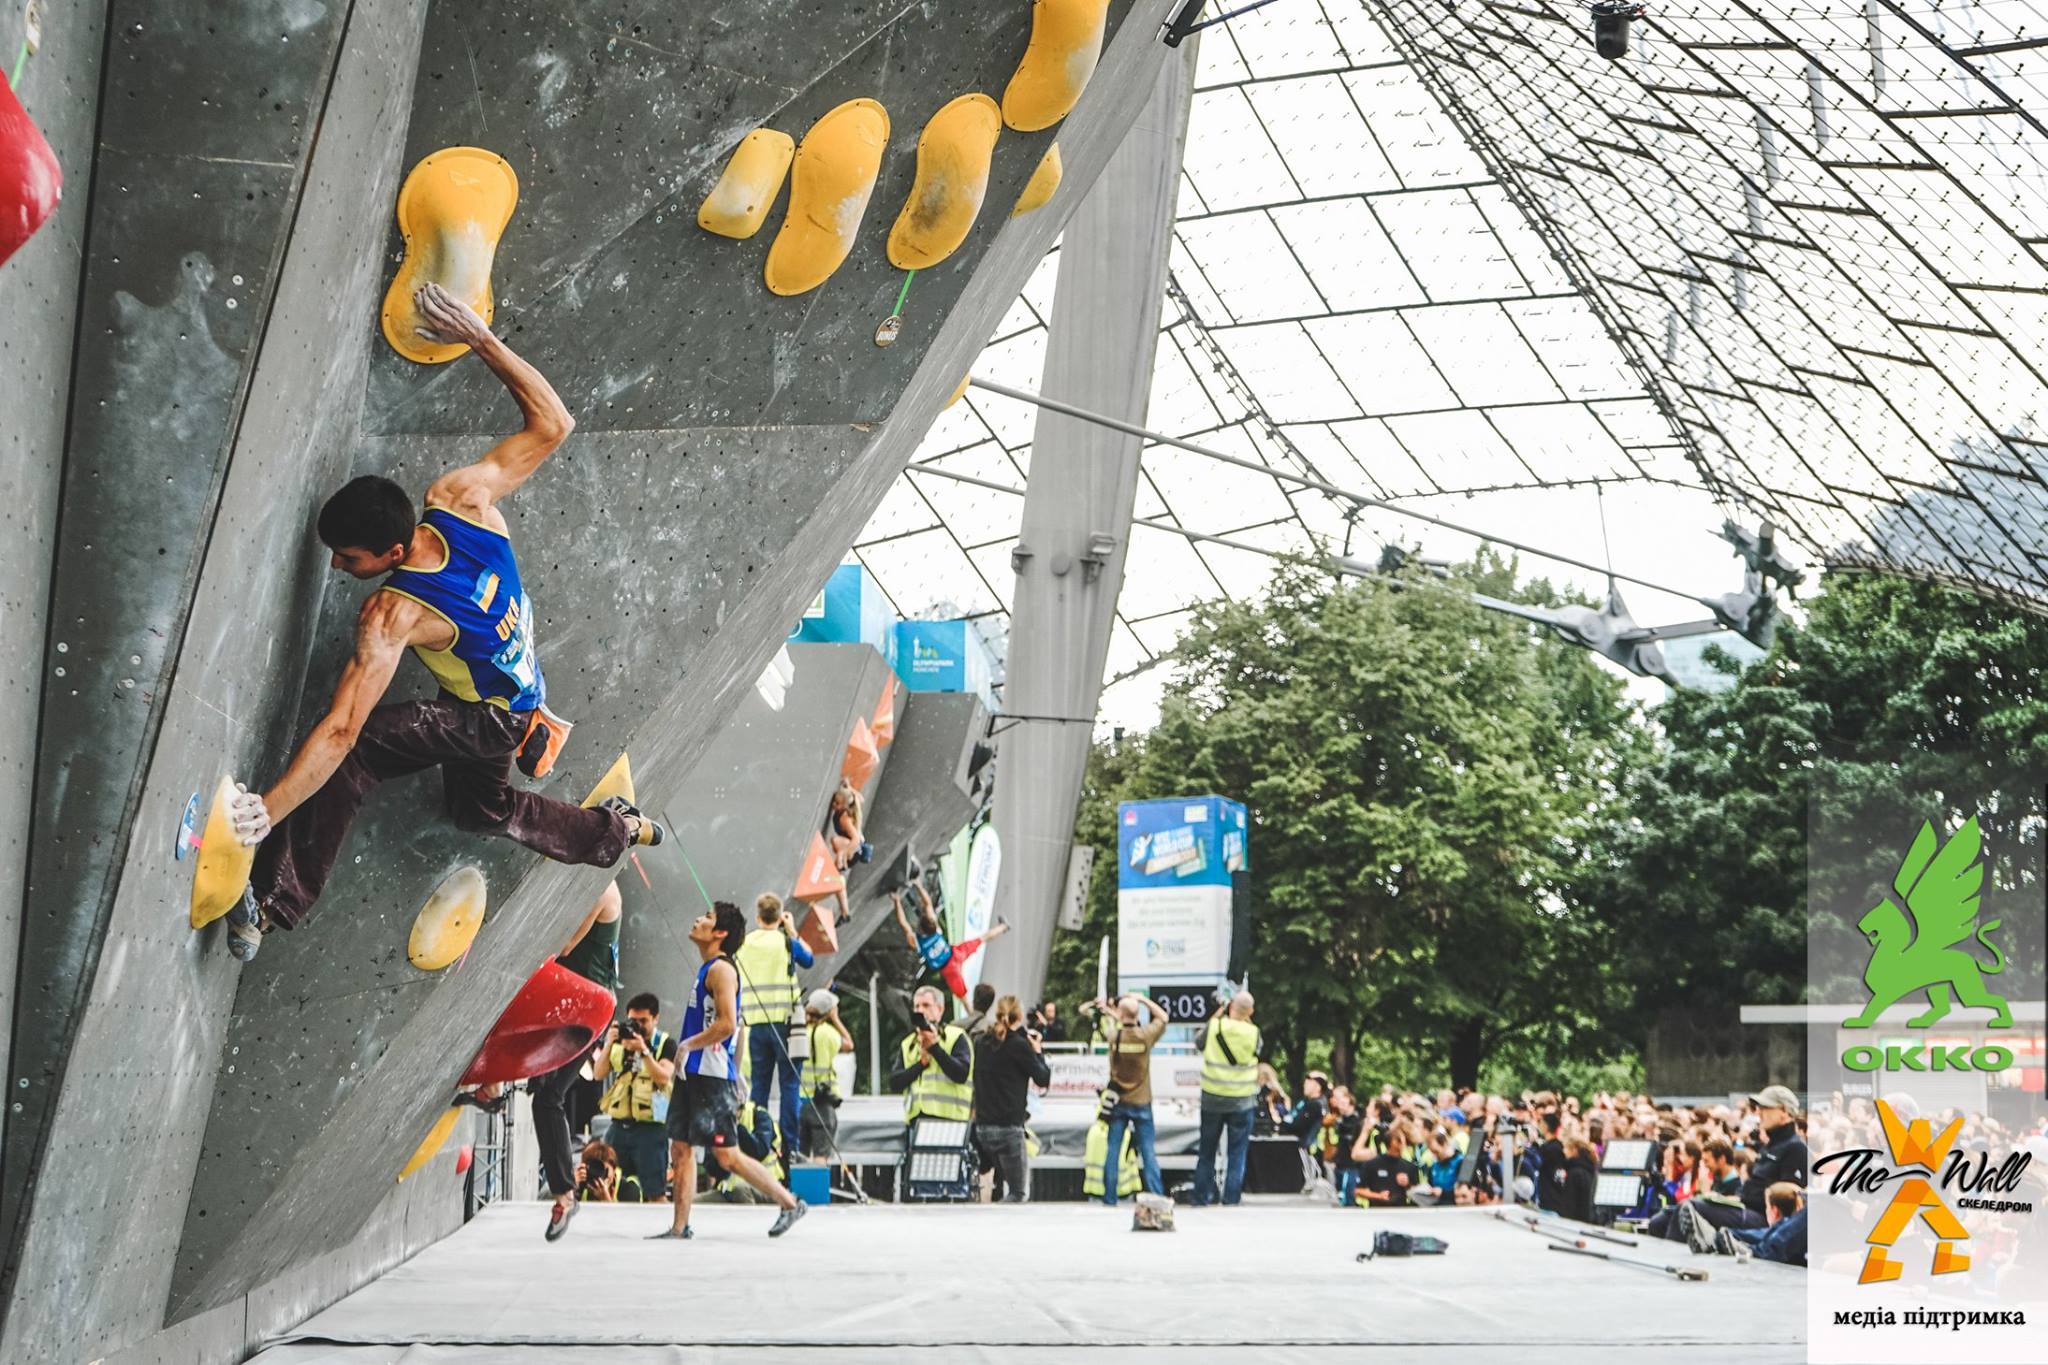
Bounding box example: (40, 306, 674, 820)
(557, 913, 619, 993)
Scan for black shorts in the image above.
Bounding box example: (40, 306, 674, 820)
(665, 1074, 741, 1150)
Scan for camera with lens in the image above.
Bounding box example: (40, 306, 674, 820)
(617, 1016, 647, 1070)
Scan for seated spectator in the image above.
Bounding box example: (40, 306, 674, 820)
(1352, 1119, 1421, 1207)
(1741, 1086, 1809, 1214)
(1419, 1127, 1462, 1202)
(1555, 1132, 1599, 1222)
(1707, 1181, 1806, 1265)
(1650, 1137, 1762, 1241)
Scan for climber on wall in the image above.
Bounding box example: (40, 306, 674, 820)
(219, 282, 663, 961)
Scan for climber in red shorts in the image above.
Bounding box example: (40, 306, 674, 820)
(891, 882, 1009, 1002)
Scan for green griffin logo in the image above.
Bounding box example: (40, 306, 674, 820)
(1845, 816, 2011, 1030)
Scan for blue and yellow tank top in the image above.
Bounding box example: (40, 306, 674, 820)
(681, 956, 743, 1081)
(381, 506, 546, 712)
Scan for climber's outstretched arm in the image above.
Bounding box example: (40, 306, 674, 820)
(256, 594, 411, 829)
(415, 283, 575, 521)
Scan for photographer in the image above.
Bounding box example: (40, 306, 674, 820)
(575, 1139, 619, 1203)
(1192, 991, 1260, 1207)
(798, 989, 854, 1159)
(733, 893, 815, 1165)
(1028, 1000, 1067, 1043)
(590, 991, 677, 1202)
(1083, 994, 1168, 1207)
(888, 984, 973, 1124)
(973, 995, 1051, 1202)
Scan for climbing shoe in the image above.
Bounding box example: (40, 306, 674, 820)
(645, 1225, 694, 1240)
(544, 1197, 578, 1242)
(1679, 1201, 1718, 1255)
(599, 796, 664, 849)
(225, 886, 265, 963)
(767, 1199, 808, 1238)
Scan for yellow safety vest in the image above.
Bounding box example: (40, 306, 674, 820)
(900, 1025, 973, 1122)
(802, 1021, 842, 1098)
(599, 1029, 672, 1122)
(734, 928, 801, 1020)
(1083, 1116, 1141, 1197)
(1200, 1017, 1260, 1100)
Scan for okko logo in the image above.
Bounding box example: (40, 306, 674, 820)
(1813, 1099, 2032, 1284)
(1840, 815, 2014, 1078)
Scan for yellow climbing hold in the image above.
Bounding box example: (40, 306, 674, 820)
(1002, 0, 1110, 132)
(580, 751, 636, 809)
(398, 1106, 463, 1182)
(945, 374, 971, 408)
(697, 129, 795, 241)
(188, 776, 257, 929)
(1011, 143, 1062, 217)
(765, 99, 891, 297)
(381, 146, 520, 364)
(408, 866, 488, 971)
(887, 94, 1001, 270)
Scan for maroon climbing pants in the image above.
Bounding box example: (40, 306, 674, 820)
(251, 696, 629, 930)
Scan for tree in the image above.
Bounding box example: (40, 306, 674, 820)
(1048, 556, 1647, 1090)
(1591, 571, 2048, 1024)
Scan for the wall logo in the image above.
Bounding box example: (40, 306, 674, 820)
(1845, 815, 2012, 1033)
(1813, 1098, 2034, 1285)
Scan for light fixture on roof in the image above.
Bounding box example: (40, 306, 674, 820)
(1589, 2, 1645, 60)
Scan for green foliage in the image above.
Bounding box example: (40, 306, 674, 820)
(1048, 556, 1646, 1090)
(1050, 563, 2048, 1099)
(1596, 571, 2048, 1017)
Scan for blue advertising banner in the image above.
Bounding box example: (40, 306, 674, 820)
(790, 564, 895, 658)
(1116, 797, 1248, 890)
(894, 619, 996, 708)
(1116, 797, 1248, 986)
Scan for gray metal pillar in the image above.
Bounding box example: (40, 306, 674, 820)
(982, 46, 1196, 1004)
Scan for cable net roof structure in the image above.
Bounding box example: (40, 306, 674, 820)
(852, 0, 2048, 695)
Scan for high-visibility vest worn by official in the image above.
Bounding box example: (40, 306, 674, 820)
(802, 1021, 843, 1099)
(734, 928, 801, 1021)
(1200, 1017, 1260, 1100)
(600, 1028, 672, 1122)
(900, 1025, 973, 1121)
(1083, 1116, 1142, 1197)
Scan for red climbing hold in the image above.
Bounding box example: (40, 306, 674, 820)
(842, 717, 879, 790)
(460, 959, 613, 1086)
(0, 73, 60, 269)
(871, 676, 898, 748)
(455, 1143, 475, 1175)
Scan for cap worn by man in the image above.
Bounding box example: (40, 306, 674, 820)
(1750, 1085, 1801, 1113)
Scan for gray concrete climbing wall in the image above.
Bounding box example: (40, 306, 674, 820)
(615, 641, 902, 1017)
(0, 0, 103, 1162)
(799, 691, 988, 990)
(1, 1, 1181, 1359)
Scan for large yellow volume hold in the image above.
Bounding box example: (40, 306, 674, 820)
(1002, 0, 1110, 132)
(407, 866, 488, 971)
(887, 94, 1001, 270)
(765, 99, 891, 297)
(1011, 142, 1062, 217)
(397, 1107, 463, 1182)
(580, 752, 636, 809)
(189, 776, 257, 929)
(697, 129, 795, 240)
(380, 146, 520, 364)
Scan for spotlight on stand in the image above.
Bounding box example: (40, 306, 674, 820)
(1589, 2, 1645, 60)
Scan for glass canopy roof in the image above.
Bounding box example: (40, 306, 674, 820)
(852, 1, 2048, 711)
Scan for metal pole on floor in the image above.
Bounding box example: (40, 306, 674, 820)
(869, 970, 882, 1096)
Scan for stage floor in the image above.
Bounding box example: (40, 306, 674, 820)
(251, 1200, 1804, 1363)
